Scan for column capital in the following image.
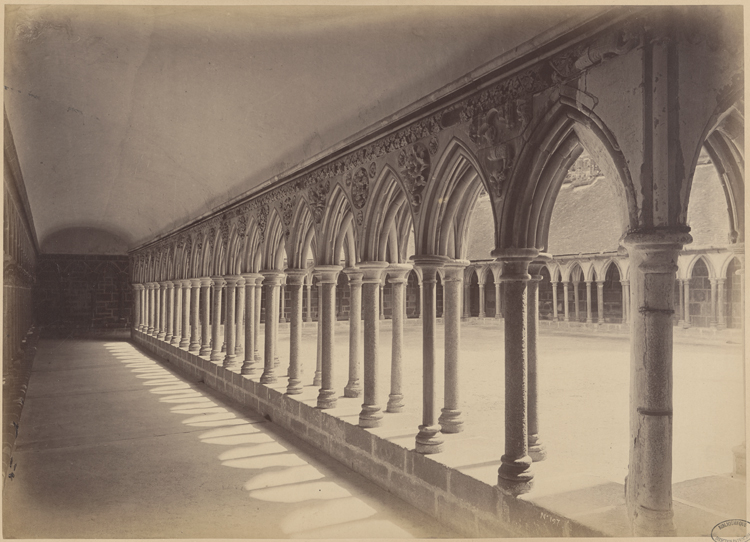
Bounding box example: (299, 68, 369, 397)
(189, 278, 203, 287)
(411, 255, 448, 281)
(528, 257, 550, 281)
(716, 277, 726, 284)
(313, 265, 343, 283)
(164, 281, 175, 289)
(620, 280, 630, 286)
(284, 268, 308, 286)
(343, 267, 364, 284)
(709, 277, 719, 285)
(260, 269, 283, 285)
(241, 272, 263, 281)
(158, 281, 169, 288)
(199, 276, 213, 287)
(177, 279, 190, 288)
(224, 275, 242, 287)
(132, 283, 145, 290)
(491, 247, 539, 262)
(210, 275, 226, 288)
(622, 229, 692, 275)
(359, 261, 389, 283)
(443, 259, 469, 282)
(386, 263, 413, 283)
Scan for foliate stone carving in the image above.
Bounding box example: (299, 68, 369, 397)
(469, 98, 531, 197)
(309, 181, 330, 224)
(280, 196, 294, 227)
(220, 219, 230, 248)
(356, 210, 363, 226)
(237, 213, 248, 238)
(369, 162, 377, 179)
(399, 142, 431, 211)
(257, 204, 268, 242)
(429, 136, 439, 155)
(346, 167, 369, 210)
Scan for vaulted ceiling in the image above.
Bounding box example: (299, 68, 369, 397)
(5, 4, 600, 254)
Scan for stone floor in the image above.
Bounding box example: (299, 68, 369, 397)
(4, 323, 745, 538)
(3, 338, 457, 539)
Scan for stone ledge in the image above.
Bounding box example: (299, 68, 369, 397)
(132, 329, 611, 538)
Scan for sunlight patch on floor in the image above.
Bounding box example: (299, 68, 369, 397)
(244, 465, 325, 490)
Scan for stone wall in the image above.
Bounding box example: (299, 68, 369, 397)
(34, 255, 132, 330)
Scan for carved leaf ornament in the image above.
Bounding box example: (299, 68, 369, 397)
(399, 142, 431, 211)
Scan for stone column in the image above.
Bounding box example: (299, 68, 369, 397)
(180, 280, 191, 348)
(597, 281, 605, 324)
(223, 276, 239, 367)
(170, 281, 182, 345)
(344, 268, 363, 398)
(413, 256, 446, 454)
(585, 281, 593, 323)
(142, 285, 149, 332)
(683, 280, 691, 328)
(254, 276, 263, 361)
(132, 284, 143, 331)
(315, 266, 342, 408)
(260, 271, 282, 384)
(241, 273, 261, 376)
(677, 279, 686, 326)
(313, 276, 323, 386)
(562, 281, 570, 322)
(622, 230, 690, 536)
(166, 281, 176, 343)
(359, 262, 388, 428)
(156, 282, 167, 341)
(527, 261, 547, 461)
(235, 278, 245, 356)
(494, 281, 502, 319)
(189, 279, 202, 352)
(199, 278, 212, 356)
(285, 269, 306, 394)
(210, 276, 225, 361)
(439, 259, 468, 433)
(379, 282, 385, 320)
(463, 280, 471, 318)
(305, 278, 312, 322)
(551, 280, 559, 321)
(573, 281, 580, 321)
(494, 247, 537, 494)
(622, 280, 631, 325)
(709, 278, 718, 329)
(717, 278, 726, 329)
(386, 264, 412, 413)
(478, 275, 486, 318)
(418, 280, 424, 319)
(279, 280, 287, 323)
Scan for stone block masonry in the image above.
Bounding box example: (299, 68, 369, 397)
(133, 329, 606, 538)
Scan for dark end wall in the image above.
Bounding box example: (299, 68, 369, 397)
(34, 255, 132, 330)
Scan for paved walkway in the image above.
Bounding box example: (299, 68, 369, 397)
(3, 338, 455, 539)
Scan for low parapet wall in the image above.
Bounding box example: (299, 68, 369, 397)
(132, 329, 610, 538)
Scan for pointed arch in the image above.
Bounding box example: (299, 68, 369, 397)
(418, 138, 491, 259)
(362, 165, 412, 262)
(262, 208, 286, 271)
(500, 99, 637, 252)
(287, 197, 317, 269)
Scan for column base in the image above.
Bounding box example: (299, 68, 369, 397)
(222, 355, 238, 368)
(179, 338, 190, 349)
(279, 317, 286, 323)
(631, 505, 676, 536)
(386, 394, 404, 413)
(286, 379, 302, 395)
(344, 381, 362, 398)
(199, 346, 212, 356)
(210, 351, 223, 362)
(313, 371, 322, 387)
(438, 409, 464, 433)
(157, 332, 166, 340)
(528, 436, 547, 461)
(170, 336, 180, 346)
(274, 356, 280, 368)
(415, 424, 443, 454)
(359, 405, 383, 428)
(260, 371, 277, 384)
(316, 389, 337, 409)
(254, 351, 261, 362)
(189, 342, 201, 353)
(240, 361, 259, 376)
(498, 454, 534, 494)
(165, 333, 173, 343)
